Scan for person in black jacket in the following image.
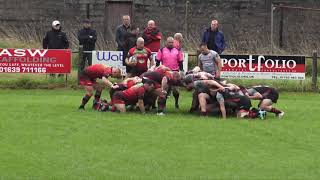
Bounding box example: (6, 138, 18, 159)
(43, 20, 69, 77)
(115, 15, 132, 72)
(78, 19, 97, 72)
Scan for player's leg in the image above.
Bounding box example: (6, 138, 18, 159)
(113, 103, 126, 113)
(92, 84, 102, 110)
(79, 85, 94, 110)
(172, 86, 180, 109)
(190, 91, 200, 113)
(111, 92, 126, 113)
(260, 99, 284, 118)
(157, 88, 167, 115)
(198, 93, 210, 116)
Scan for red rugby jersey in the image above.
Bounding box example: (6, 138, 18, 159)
(85, 64, 112, 79)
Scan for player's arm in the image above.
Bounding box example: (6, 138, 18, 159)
(246, 89, 263, 100)
(101, 76, 113, 88)
(249, 92, 263, 100)
(137, 90, 146, 114)
(198, 56, 203, 70)
(161, 76, 169, 94)
(148, 51, 154, 67)
(215, 54, 222, 78)
(125, 53, 131, 66)
(137, 99, 146, 114)
(206, 80, 225, 91)
(149, 57, 155, 67)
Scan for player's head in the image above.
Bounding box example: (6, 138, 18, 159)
(147, 20, 156, 28)
(143, 79, 155, 91)
(199, 42, 209, 54)
(239, 85, 248, 94)
(174, 33, 183, 41)
(83, 19, 92, 28)
(136, 37, 145, 49)
(111, 68, 122, 78)
(52, 20, 61, 30)
(166, 37, 174, 49)
(122, 15, 131, 26)
(130, 25, 139, 35)
(211, 19, 219, 31)
(183, 74, 194, 90)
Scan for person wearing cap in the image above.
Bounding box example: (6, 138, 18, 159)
(201, 20, 226, 54)
(43, 20, 69, 77)
(78, 19, 97, 72)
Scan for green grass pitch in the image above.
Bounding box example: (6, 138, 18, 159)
(0, 89, 319, 179)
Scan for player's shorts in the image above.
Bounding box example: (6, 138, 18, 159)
(112, 92, 137, 105)
(79, 72, 96, 86)
(109, 84, 127, 99)
(238, 96, 252, 110)
(128, 68, 147, 77)
(226, 96, 251, 111)
(264, 89, 279, 103)
(112, 91, 126, 104)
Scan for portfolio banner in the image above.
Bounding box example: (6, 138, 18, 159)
(220, 55, 305, 80)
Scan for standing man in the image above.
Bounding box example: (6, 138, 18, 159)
(78, 19, 97, 73)
(198, 43, 222, 78)
(201, 20, 225, 54)
(156, 37, 183, 72)
(125, 37, 153, 77)
(43, 20, 69, 77)
(142, 20, 162, 52)
(156, 37, 184, 112)
(115, 15, 133, 73)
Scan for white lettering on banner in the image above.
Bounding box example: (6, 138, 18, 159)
(0, 49, 48, 57)
(92, 51, 189, 75)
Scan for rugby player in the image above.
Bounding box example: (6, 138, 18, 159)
(125, 37, 154, 78)
(78, 64, 121, 110)
(111, 80, 155, 113)
(242, 86, 284, 118)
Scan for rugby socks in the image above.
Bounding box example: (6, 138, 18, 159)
(92, 90, 102, 110)
(158, 97, 167, 112)
(270, 108, 281, 114)
(94, 90, 102, 103)
(200, 111, 207, 116)
(173, 90, 180, 109)
(80, 94, 91, 108)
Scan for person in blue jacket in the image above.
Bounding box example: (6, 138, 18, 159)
(201, 20, 226, 54)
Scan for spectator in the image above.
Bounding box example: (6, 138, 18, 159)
(201, 20, 225, 54)
(198, 43, 222, 78)
(156, 37, 183, 72)
(173, 33, 183, 50)
(125, 25, 139, 53)
(143, 20, 162, 52)
(43, 20, 69, 77)
(78, 19, 97, 72)
(115, 15, 132, 72)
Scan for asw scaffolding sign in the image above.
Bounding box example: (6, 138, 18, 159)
(0, 49, 71, 73)
(220, 55, 305, 80)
